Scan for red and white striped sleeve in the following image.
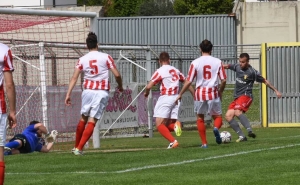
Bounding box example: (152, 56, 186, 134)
(106, 55, 116, 69)
(179, 72, 185, 82)
(218, 62, 227, 80)
(3, 49, 14, 72)
(151, 71, 162, 85)
(186, 63, 196, 82)
(75, 60, 83, 70)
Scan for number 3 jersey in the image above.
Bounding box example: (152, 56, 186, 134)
(187, 56, 226, 101)
(151, 65, 185, 95)
(75, 51, 116, 91)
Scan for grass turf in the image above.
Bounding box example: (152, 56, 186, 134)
(5, 127, 300, 185)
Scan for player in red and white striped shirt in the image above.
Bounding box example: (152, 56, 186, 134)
(0, 43, 17, 184)
(144, 52, 194, 149)
(65, 32, 123, 155)
(176, 39, 227, 148)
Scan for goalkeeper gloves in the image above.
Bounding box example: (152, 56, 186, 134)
(46, 130, 58, 143)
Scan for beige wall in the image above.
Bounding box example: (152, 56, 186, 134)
(234, 2, 299, 44)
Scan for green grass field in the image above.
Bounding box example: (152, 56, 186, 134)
(5, 127, 300, 185)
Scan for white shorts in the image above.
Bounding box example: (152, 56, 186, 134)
(194, 97, 222, 116)
(81, 89, 109, 119)
(153, 95, 179, 119)
(0, 114, 7, 146)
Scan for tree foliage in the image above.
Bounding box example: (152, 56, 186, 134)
(77, 0, 103, 6)
(138, 0, 176, 16)
(103, 0, 144, 17)
(77, 0, 234, 16)
(173, 0, 234, 15)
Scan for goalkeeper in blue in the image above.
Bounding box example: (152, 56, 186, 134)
(4, 121, 58, 155)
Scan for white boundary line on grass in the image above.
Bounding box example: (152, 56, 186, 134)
(6, 143, 300, 175)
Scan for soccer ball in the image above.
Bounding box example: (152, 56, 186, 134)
(220, 131, 231, 143)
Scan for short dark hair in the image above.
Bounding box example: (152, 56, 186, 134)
(159, 52, 170, 62)
(239, 53, 250, 61)
(200, 39, 213, 53)
(86, 32, 98, 49)
(29, 120, 40, 125)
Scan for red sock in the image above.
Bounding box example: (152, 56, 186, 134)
(75, 120, 87, 148)
(157, 124, 175, 142)
(167, 123, 175, 132)
(213, 116, 223, 129)
(0, 161, 5, 185)
(197, 119, 207, 145)
(77, 122, 95, 150)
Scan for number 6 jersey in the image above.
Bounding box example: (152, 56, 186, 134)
(151, 65, 185, 95)
(186, 56, 226, 101)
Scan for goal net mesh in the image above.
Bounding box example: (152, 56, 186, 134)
(0, 12, 150, 151)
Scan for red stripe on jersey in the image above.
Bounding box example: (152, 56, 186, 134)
(101, 80, 106, 90)
(95, 81, 100, 89)
(161, 82, 167, 95)
(208, 87, 213, 100)
(76, 60, 83, 70)
(4, 49, 13, 71)
(214, 87, 218, 99)
(84, 79, 88, 89)
(107, 55, 116, 69)
(83, 79, 110, 90)
(179, 72, 185, 82)
(202, 87, 206, 100)
(151, 72, 162, 84)
(89, 81, 95, 89)
(195, 87, 220, 101)
(187, 64, 195, 82)
(0, 85, 6, 113)
(173, 86, 178, 95)
(168, 87, 173, 95)
(218, 64, 227, 80)
(196, 88, 200, 100)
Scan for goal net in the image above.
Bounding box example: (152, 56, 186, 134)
(0, 8, 152, 151)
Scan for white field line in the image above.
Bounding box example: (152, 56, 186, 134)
(6, 143, 300, 175)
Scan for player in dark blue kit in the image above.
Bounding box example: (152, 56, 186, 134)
(4, 121, 58, 155)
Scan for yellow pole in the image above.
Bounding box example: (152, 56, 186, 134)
(261, 43, 267, 127)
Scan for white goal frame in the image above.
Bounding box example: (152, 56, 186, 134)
(0, 8, 154, 149)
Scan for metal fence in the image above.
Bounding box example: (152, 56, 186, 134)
(261, 43, 300, 127)
(97, 15, 236, 46)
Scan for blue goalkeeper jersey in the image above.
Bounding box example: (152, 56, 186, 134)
(22, 124, 43, 152)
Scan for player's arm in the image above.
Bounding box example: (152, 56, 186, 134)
(179, 72, 194, 98)
(65, 68, 81, 106)
(110, 68, 123, 92)
(39, 142, 54, 153)
(4, 71, 17, 129)
(223, 64, 230, 69)
(263, 79, 282, 98)
(219, 79, 226, 93)
(144, 81, 155, 98)
(34, 123, 48, 135)
(187, 81, 195, 98)
(176, 80, 192, 103)
(218, 63, 227, 100)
